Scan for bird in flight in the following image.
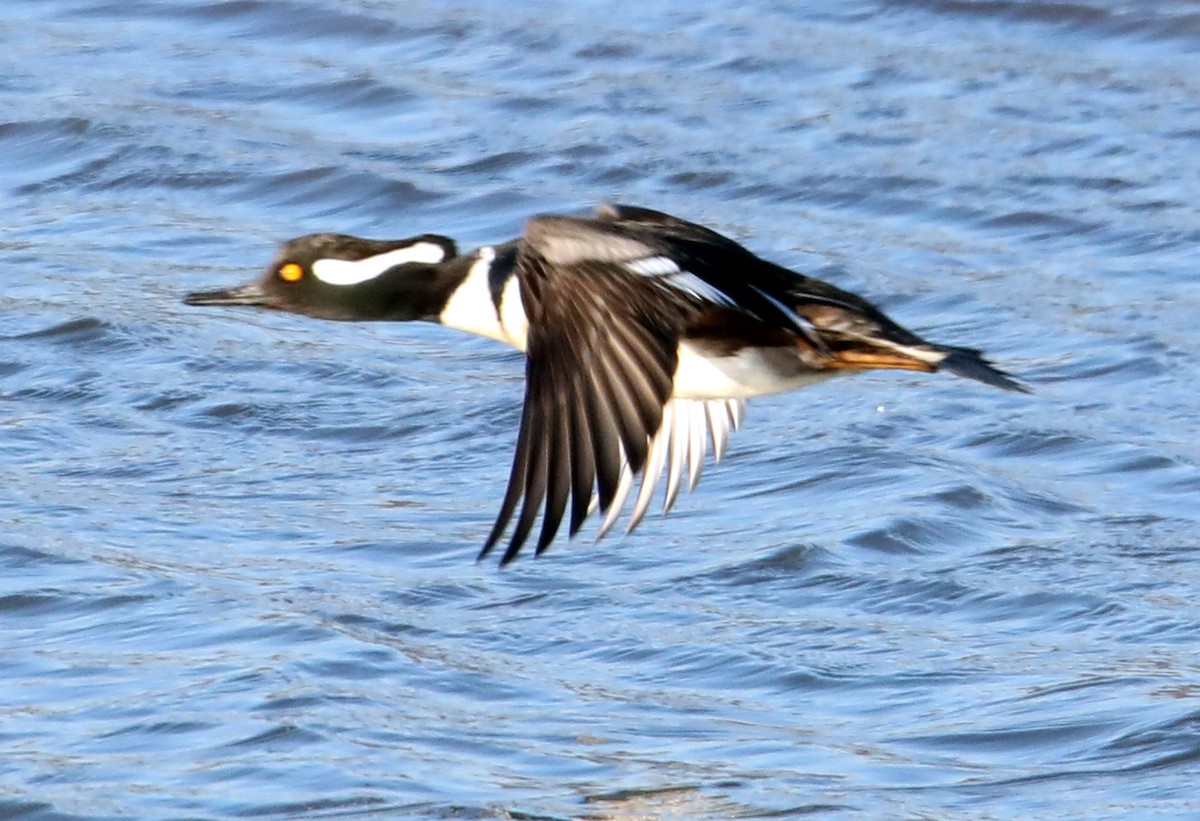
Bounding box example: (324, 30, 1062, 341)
(185, 204, 1025, 564)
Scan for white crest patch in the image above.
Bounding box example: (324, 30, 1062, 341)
(311, 242, 447, 286)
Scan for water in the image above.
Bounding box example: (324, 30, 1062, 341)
(3, 1, 1199, 818)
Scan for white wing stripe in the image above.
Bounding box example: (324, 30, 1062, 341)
(628, 401, 672, 533)
(624, 255, 735, 305)
(707, 401, 729, 462)
(623, 256, 679, 276)
(664, 400, 689, 514)
(749, 283, 822, 346)
(728, 398, 744, 430)
(687, 399, 706, 492)
(587, 398, 747, 540)
(596, 453, 635, 541)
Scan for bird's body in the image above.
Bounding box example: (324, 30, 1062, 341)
(185, 204, 1024, 564)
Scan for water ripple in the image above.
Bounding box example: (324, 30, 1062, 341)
(4, 0, 1200, 818)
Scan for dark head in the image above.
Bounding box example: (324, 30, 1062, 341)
(184, 232, 461, 321)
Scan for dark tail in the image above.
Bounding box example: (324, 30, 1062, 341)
(938, 347, 1030, 393)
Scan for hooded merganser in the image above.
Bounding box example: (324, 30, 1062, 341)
(185, 204, 1026, 565)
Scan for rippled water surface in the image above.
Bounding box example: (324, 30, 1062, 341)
(3, 1, 1200, 818)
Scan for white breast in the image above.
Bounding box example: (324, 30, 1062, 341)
(438, 248, 528, 350)
(497, 276, 528, 351)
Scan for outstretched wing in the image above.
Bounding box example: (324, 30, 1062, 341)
(594, 204, 828, 353)
(478, 213, 747, 565)
(476, 204, 1024, 564)
(600, 204, 1027, 393)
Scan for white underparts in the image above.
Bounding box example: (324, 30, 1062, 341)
(311, 242, 448, 285)
(672, 340, 838, 399)
(438, 248, 530, 350)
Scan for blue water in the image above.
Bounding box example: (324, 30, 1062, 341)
(3, 1, 1200, 818)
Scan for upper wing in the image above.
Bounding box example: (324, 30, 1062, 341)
(599, 204, 1027, 393)
(594, 204, 829, 353)
(475, 205, 1024, 564)
(478, 213, 750, 565)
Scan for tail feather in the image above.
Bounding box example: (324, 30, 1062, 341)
(808, 336, 1029, 393)
(936, 347, 1029, 393)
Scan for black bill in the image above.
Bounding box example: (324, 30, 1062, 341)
(183, 282, 274, 308)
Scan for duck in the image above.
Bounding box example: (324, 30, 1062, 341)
(185, 204, 1026, 565)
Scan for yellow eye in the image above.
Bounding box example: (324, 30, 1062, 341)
(279, 263, 304, 282)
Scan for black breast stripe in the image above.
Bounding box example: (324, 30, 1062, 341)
(485, 241, 519, 316)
